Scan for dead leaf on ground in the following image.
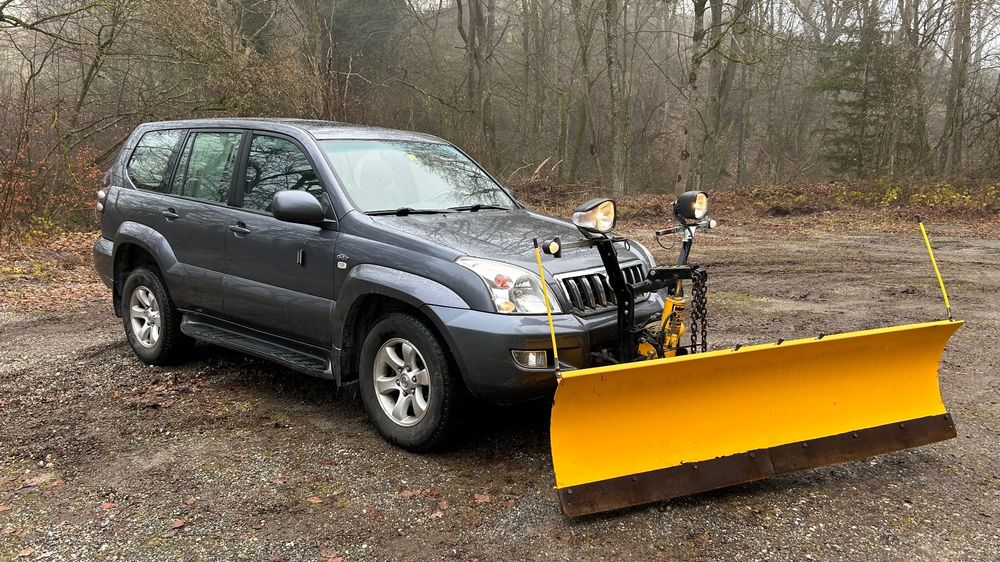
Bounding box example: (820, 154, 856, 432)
(501, 499, 516, 508)
(170, 518, 188, 530)
(2, 526, 17, 535)
(473, 493, 491, 504)
(319, 547, 338, 558)
(400, 489, 418, 499)
(688, 531, 711, 543)
(0, 505, 10, 513)
(183, 497, 197, 506)
(18, 547, 35, 558)
(437, 500, 449, 510)
(99, 501, 117, 510)
(429, 510, 445, 519)
(306, 496, 323, 505)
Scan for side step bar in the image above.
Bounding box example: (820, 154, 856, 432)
(181, 315, 332, 378)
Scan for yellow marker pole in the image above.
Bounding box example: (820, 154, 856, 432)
(916, 215, 952, 321)
(533, 244, 561, 377)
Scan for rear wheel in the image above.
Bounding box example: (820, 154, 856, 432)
(121, 266, 192, 365)
(358, 313, 461, 451)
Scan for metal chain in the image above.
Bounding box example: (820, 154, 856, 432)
(689, 267, 708, 353)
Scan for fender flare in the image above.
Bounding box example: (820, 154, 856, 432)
(111, 222, 180, 311)
(333, 264, 469, 344)
(331, 264, 470, 372)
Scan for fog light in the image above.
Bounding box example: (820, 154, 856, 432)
(511, 350, 548, 369)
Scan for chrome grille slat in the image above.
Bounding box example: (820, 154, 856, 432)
(557, 263, 646, 316)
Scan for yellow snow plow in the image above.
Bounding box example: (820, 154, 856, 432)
(536, 196, 962, 516)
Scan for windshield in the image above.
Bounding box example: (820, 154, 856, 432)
(319, 140, 515, 213)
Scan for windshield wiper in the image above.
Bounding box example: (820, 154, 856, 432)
(448, 204, 510, 212)
(366, 207, 452, 216)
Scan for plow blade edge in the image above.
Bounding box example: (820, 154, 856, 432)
(550, 320, 962, 516)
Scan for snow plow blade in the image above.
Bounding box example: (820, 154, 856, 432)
(551, 320, 962, 517)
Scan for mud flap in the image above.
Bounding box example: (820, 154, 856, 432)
(550, 320, 962, 516)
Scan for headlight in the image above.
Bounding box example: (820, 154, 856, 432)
(457, 257, 562, 314)
(675, 191, 708, 220)
(572, 198, 616, 233)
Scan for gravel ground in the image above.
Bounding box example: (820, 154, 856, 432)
(1, 218, 998, 561)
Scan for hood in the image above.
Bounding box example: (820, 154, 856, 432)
(369, 209, 647, 275)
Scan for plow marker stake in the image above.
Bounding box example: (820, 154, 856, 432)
(550, 320, 962, 516)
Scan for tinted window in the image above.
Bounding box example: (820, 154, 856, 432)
(126, 129, 184, 192)
(171, 132, 242, 204)
(242, 135, 322, 212)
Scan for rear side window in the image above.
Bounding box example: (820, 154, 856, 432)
(242, 135, 322, 213)
(170, 132, 242, 204)
(126, 129, 184, 192)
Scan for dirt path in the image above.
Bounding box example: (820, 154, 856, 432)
(1, 222, 998, 561)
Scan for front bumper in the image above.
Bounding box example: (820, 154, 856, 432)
(426, 293, 665, 403)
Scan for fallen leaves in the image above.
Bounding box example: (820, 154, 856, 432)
(18, 547, 35, 558)
(161, 519, 189, 538)
(183, 497, 197, 506)
(472, 493, 491, 504)
(306, 496, 323, 505)
(99, 501, 117, 510)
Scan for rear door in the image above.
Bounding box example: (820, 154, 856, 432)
(223, 132, 338, 346)
(123, 128, 241, 314)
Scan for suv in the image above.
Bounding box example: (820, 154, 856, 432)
(93, 118, 663, 450)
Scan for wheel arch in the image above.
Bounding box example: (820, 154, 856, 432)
(334, 265, 469, 387)
(111, 222, 178, 316)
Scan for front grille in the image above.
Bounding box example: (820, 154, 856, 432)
(557, 263, 646, 315)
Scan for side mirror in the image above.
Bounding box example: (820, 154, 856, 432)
(272, 190, 326, 224)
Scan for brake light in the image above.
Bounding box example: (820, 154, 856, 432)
(97, 170, 110, 213)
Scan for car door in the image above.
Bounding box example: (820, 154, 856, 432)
(124, 128, 240, 315)
(223, 132, 338, 347)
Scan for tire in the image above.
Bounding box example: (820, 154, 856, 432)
(358, 312, 462, 451)
(121, 266, 193, 365)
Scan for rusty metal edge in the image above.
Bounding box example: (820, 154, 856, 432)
(557, 413, 956, 517)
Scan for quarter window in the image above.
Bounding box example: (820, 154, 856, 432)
(242, 135, 323, 213)
(171, 132, 242, 204)
(126, 129, 184, 193)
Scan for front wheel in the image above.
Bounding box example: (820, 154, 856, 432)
(358, 313, 462, 451)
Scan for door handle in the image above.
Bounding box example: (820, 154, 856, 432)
(161, 208, 179, 220)
(229, 223, 251, 236)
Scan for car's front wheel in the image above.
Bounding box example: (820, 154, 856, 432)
(121, 266, 192, 365)
(358, 312, 462, 451)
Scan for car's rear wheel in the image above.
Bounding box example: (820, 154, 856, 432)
(358, 312, 461, 451)
(121, 266, 192, 365)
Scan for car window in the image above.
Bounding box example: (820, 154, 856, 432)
(319, 140, 513, 212)
(126, 129, 185, 193)
(171, 132, 242, 204)
(242, 135, 323, 213)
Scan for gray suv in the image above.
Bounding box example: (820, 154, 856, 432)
(93, 118, 663, 450)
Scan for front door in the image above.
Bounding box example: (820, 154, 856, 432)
(224, 133, 338, 347)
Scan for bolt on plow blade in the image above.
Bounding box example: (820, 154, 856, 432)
(550, 320, 962, 517)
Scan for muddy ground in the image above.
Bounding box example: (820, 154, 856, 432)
(1, 215, 998, 561)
